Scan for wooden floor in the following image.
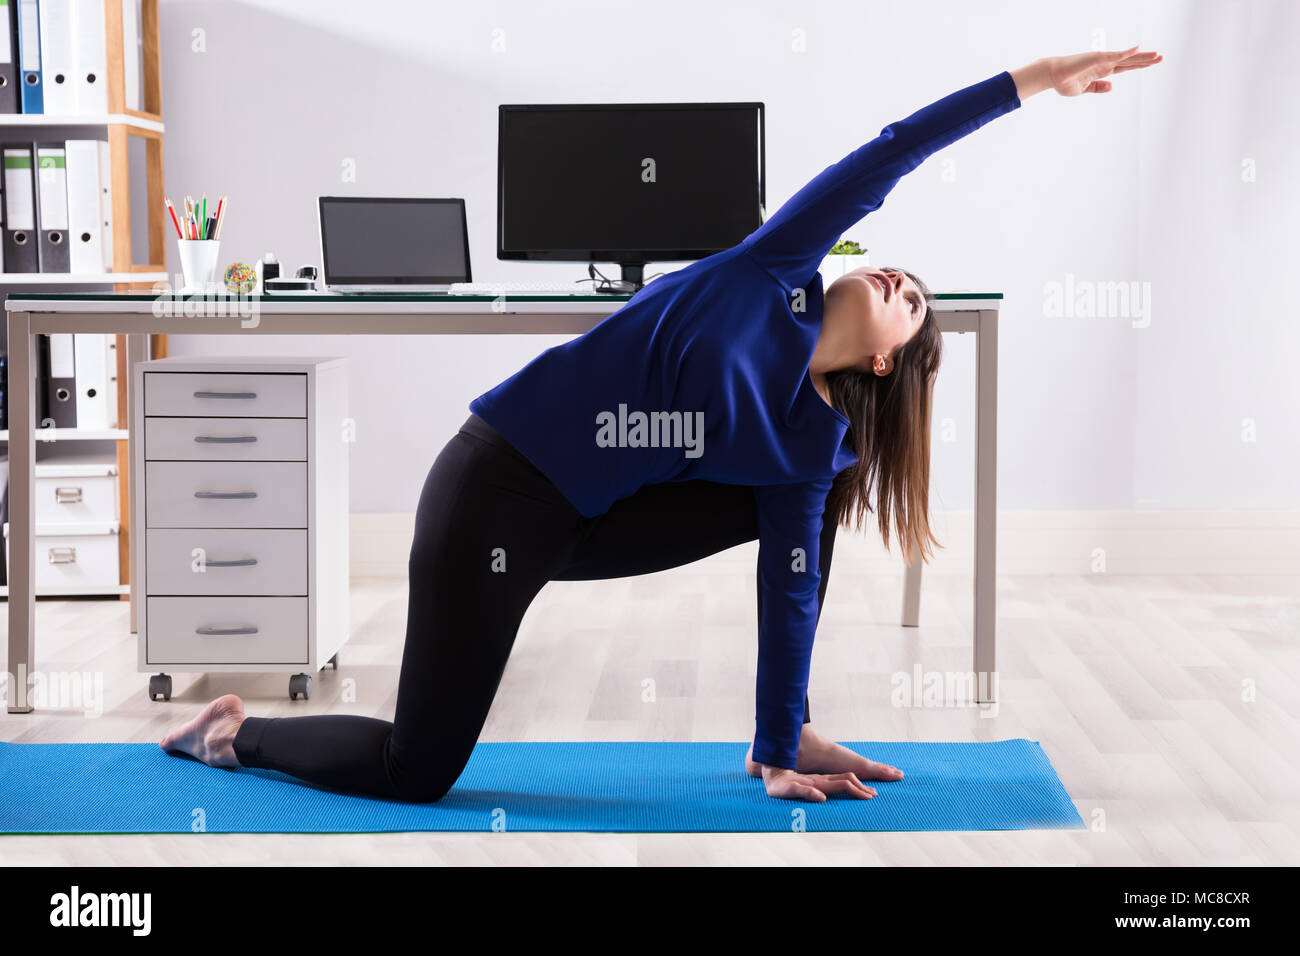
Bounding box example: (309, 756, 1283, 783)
(3, 540, 1298, 866)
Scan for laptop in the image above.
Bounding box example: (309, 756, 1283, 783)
(318, 196, 471, 292)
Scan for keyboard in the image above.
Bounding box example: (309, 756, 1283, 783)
(446, 281, 625, 295)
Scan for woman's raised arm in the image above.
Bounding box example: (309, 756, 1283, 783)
(1011, 47, 1163, 100)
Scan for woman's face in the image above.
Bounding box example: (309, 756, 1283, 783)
(827, 266, 927, 376)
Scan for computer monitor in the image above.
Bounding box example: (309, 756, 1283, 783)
(318, 196, 471, 292)
(497, 102, 765, 291)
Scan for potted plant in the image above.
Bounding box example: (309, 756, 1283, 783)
(820, 239, 870, 285)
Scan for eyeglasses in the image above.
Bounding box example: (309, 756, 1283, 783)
(585, 264, 618, 292)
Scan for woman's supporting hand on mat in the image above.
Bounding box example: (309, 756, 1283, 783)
(760, 765, 874, 802)
(747, 724, 905, 801)
(1010, 46, 1163, 100)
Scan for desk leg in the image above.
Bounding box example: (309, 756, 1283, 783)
(6, 312, 36, 713)
(126, 334, 148, 635)
(902, 555, 921, 627)
(974, 309, 998, 704)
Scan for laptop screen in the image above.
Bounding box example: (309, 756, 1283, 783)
(319, 197, 470, 285)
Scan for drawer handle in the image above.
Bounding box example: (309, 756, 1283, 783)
(193, 390, 258, 400)
(194, 490, 258, 499)
(195, 625, 259, 636)
(194, 434, 259, 444)
(54, 486, 84, 504)
(205, 557, 259, 567)
(48, 547, 77, 565)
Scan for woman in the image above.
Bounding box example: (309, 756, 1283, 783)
(161, 47, 1162, 804)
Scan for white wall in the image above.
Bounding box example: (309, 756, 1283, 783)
(157, 0, 1300, 515)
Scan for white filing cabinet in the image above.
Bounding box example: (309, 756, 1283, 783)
(134, 355, 349, 701)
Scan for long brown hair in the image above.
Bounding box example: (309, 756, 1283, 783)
(824, 265, 945, 566)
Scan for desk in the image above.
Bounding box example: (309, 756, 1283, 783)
(4, 291, 1001, 713)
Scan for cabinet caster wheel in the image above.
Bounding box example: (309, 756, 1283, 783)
(289, 673, 312, 700)
(327, 652, 339, 670)
(148, 673, 172, 702)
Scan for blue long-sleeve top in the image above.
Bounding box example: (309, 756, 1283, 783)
(469, 69, 1022, 770)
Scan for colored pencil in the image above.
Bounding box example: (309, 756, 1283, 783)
(167, 193, 225, 240)
(165, 199, 182, 239)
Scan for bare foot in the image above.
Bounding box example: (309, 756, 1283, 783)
(159, 693, 247, 768)
(746, 734, 904, 782)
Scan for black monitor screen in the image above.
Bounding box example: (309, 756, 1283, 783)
(498, 103, 764, 261)
(320, 198, 470, 284)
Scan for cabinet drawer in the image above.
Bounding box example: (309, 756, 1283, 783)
(145, 596, 308, 665)
(146, 417, 308, 461)
(144, 371, 306, 418)
(145, 461, 307, 528)
(146, 528, 307, 595)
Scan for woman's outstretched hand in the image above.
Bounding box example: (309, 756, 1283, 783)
(1012, 47, 1163, 100)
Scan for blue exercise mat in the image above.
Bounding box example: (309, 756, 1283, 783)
(0, 738, 1083, 833)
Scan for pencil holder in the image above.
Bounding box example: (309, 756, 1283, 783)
(819, 251, 869, 287)
(177, 239, 220, 292)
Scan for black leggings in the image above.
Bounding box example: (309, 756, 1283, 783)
(232, 413, 839, 802)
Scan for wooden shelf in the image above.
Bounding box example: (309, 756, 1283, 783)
(0, 584, 130, 598)
(0, 113, 163, 133)
(0, 272, 168, 284)
(0, 428, 130, 441)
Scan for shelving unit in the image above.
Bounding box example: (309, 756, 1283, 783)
(1, 0, 168, 598)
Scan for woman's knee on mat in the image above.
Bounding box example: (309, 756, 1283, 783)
(390, 759, 461, 803)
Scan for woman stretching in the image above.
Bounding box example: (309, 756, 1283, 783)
(161, 48, 1161, 803)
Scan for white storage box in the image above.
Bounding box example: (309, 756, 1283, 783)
(33, 452, 119, 524)
(4, 520, 121, 589)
